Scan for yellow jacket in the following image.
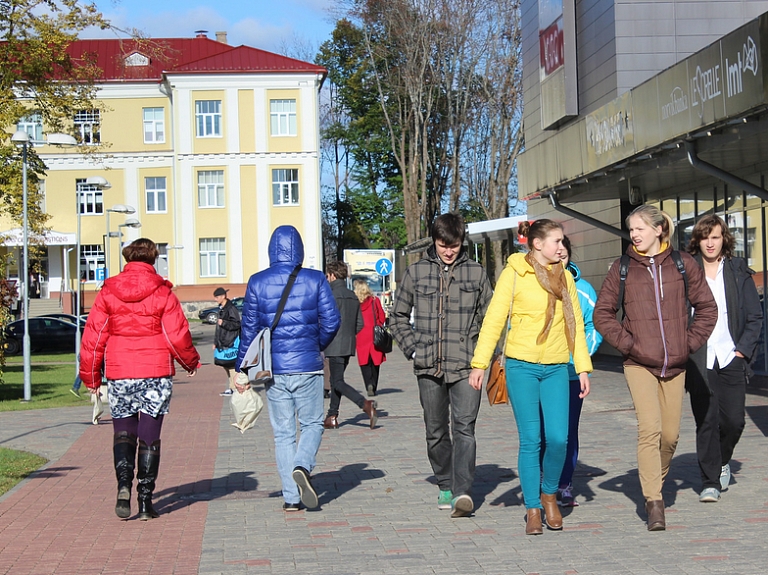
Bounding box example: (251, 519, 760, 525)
(471, 253, 593, 374)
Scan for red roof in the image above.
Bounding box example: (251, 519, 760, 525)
(66, 37, 326, 83)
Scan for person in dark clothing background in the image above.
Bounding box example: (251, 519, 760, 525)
(323, 261, 377, 430)
(212, 287, 241, 396)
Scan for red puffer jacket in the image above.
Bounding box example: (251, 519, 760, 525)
(79, 261, 200, 389)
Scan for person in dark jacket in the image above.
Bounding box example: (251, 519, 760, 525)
(212, 287, 241, 396)
(80, 238, 201, 521)
(594, 205, 717, 531)
(390, 212, 493, 518)
(323, 261, 377, 430)
(685, 215, 763, 503)
(234, 226, 340, 512)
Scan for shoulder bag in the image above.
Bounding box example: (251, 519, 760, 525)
(372, 298, 393, 354)
(239, 265, 301, 384)
(486, 272, 516, 406)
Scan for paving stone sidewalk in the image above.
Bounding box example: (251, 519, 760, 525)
(1, 342, 768, 575)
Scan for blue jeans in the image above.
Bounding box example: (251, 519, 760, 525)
(265, 373, 325, 505)
(417, 375, 481, 497)
(506, 358, 569, 509)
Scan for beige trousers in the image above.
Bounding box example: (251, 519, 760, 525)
(624, 365, 686, 502)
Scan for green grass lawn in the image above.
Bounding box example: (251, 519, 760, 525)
(0, 353, 84, 411)
(0, 447, 47, 496)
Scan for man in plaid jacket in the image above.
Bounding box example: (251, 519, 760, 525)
(390, 212, 493, 518)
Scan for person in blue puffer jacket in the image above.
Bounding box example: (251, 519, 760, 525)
(556, 236, 602, 507)
(235, 225, 340, 512)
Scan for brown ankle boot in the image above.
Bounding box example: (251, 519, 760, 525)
(323, 415, 339, 429)
(363, 400, 377, 429)
(541, 492, 563, 530)
(645, 500, 666, 531)
(525, 508, 543, 535)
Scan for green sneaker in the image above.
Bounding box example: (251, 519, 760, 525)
(437, 490, 453, 510)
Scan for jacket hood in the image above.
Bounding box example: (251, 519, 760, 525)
(102, 261, 169, 302)
(268, 225, 304, 267)
(567, 261, 582, 281)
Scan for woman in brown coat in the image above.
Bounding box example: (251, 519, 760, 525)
(594, 205, 717, 531)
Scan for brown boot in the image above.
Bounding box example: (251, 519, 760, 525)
(323, 415, 339, 429)
(541, 492, 563, 530)
(645, 500, 666, 531)
(363, 400, 378, 429)
(525, 508, 543, 535)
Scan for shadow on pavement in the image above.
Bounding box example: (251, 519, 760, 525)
(314, 463, 385, 507)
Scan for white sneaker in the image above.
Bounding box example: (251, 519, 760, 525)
(720, 464, 731, 491)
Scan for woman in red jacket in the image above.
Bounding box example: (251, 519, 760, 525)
(353, 280, 387, 397)
(79, 239, 200, 521)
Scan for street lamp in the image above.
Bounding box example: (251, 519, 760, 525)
(10, 130, 77, 402)
(105, 204, 135, 277)
(117, 218, 142, 272)
(78, 176, 111, 364)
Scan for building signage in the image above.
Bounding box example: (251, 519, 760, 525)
(585, 91, 635, 170)
(538, 0, 578, 129)
(1, 229, 76, 247)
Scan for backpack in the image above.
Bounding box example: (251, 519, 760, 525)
(616, 251, 691, 321)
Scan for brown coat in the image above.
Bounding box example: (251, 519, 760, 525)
(594, 245, 717, 378)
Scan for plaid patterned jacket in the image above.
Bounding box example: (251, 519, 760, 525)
(390, 245, 493, 383)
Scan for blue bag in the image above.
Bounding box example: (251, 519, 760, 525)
(214, 336, 240, 366)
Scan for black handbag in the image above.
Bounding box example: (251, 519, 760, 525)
(372, 300, 393, 354)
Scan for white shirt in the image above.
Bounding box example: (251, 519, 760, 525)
(705, 258, 736, 369)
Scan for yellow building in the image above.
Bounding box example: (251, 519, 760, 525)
(4, 32, 326, 310)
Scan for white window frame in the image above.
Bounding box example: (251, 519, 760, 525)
(76, 179, 103, 215)
(80, 244, 105, 283)
(74, 109, 101, 145)
(17, 112, 43, 142)
(272, 168, 300, 206)
(143, 107, 165, 143)
(145, 176, 167, 213)
(270, 99, 297, 136)
(199, 238, 226, 277)
(195, 100, 221, 137)
(197, 170, 225, 208)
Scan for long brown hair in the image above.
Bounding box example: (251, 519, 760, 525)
(517, 219, 563, 251)
(687, 214, 735, 259)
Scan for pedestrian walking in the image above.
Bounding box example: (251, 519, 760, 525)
(390, 212, 493, 518)
(353, 279, 387, 397)
(594, 205, 717, 531)
(212, 287, 241, 396)
(323, 261, 377, 430)
(235, 225, 340, 511)
(469, 220, 593, 535)
(685, 215, 762, 503)
(79, 238, 201, 521)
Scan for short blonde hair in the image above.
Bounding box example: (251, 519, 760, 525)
(353, 279, 373, 303)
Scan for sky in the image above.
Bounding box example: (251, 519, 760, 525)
(86, 0, 340, 58)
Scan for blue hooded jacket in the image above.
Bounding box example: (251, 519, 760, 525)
(236, 226, 340, 375)
(567, 261, 602, 379)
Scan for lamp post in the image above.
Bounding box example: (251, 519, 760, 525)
(78, 176, 111, 364)
(117, 218, 142, 272)
(10, 130, 77, 402)
(105, 204, 135, 277)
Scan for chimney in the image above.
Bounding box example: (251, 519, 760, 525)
(215, 31, 228, 44)
(194, 30, 208, 39)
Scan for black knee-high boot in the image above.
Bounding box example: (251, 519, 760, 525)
(137, 439, 161, 520)
(113, 432, 137, 519)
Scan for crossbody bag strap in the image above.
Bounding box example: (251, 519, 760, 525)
(500, 272, 517, 353)
(270, 265, 302, 331)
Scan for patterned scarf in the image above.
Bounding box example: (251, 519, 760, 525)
(525, 251, 576, 353)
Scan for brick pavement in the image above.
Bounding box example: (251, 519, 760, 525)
(1, 330, 768, 574)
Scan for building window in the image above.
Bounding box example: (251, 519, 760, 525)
(17, 112, 43, 142)
(80, 244, 105, 283)
(143, 107, 165, 143)
(270, 99, 296, 136)
(155, 243, 168, 277)
(76, 178, 103, 215)
(145, 176, 167, 213)
(272, 168, 299, 205)
(199, 238, 226, 277)
(195, 100, 221, 137)
(197, 170, 224, 208)
(74, 110, 100, 145)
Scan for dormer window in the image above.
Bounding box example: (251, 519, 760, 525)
(125, 52, 150, 67)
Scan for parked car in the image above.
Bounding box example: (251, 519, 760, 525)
(40, 313, 87, 327)
(198, 297, 244, 324)
(2, 317, 83, 355)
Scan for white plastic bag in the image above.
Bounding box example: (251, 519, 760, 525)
(230, 372, 264, 433)
(91, 386, 105, 425)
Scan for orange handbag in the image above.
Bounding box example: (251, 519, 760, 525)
(486, 272, 515, 406)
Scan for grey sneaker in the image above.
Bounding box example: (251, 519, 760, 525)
(720, 464, 731, 491)
(450, 494, 474, 518)
(699, 487, 721, 502)
(292, 466, 319, 509)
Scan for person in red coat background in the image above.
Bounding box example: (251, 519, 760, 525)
(353, 279, 387, 397)
(79, 238, 200, 521)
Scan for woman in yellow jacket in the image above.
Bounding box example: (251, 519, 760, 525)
(469, 220, 593, 535)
